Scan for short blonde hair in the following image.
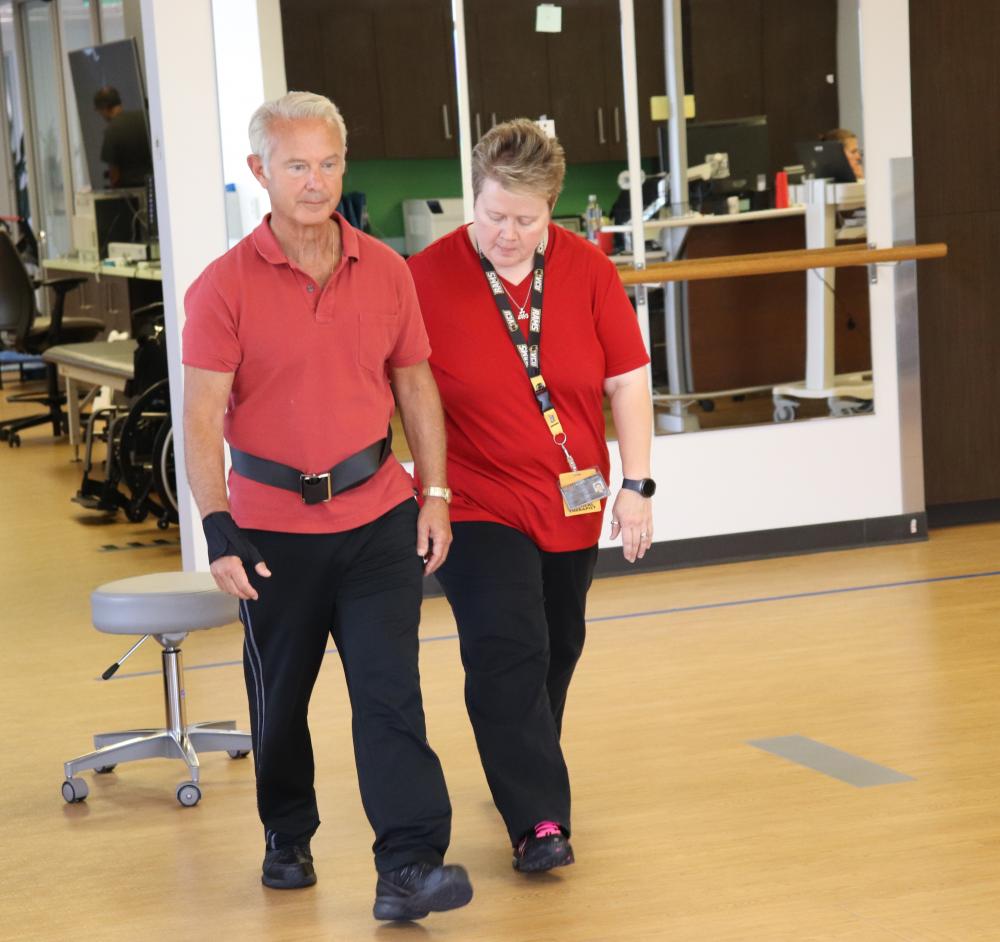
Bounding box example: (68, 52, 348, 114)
(472, 119, 566, 207)
(248, 91, 348, 170)
(819, 127, 857, 144)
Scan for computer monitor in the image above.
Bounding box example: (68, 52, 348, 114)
(795, 141, 857, 183)
(68, 39, 152, 192)
(661, 115, 770, 190)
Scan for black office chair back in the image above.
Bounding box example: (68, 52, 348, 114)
(0, 230, 36, 344)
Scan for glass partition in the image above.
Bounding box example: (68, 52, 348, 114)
(643, 0, 870, 433)
(21, 0, 71, 256)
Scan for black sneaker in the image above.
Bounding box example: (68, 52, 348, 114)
(261, 844, 317, 889)
(513, 823, 575, 873)
(373, 861, 473, 921)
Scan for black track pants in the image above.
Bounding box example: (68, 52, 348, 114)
(239, 500, 451, 872)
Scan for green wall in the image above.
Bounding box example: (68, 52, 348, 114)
(344, 158, 647, 242)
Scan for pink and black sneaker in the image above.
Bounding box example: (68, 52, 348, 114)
(512, 820, 575, 872)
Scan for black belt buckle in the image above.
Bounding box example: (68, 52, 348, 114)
(300, 472, 332, 505)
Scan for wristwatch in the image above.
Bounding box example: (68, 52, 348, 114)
(422, 485, 452, 504)
(621, 477, 656, 498)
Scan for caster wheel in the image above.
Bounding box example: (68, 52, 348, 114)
(62, 777, 89, 803)
(227, 749, 250, 759)
(157, 517, 170, 531)
(10, 434, 20, 448)
(95, 765, 117, 774)
(177, 781, 202, 807)
(125, 505, 148, 523)
(773, 405, 797, 423)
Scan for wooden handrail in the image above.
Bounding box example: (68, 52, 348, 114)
(618, 242, 948, 285)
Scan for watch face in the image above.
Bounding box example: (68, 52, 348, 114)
(639, 478, 656, 498)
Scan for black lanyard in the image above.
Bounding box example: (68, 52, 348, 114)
(478, 239, 579, 471)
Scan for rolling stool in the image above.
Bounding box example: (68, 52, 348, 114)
(61, 571, 252, 808)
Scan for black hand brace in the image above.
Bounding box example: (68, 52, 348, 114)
(202, 511, 265, 567)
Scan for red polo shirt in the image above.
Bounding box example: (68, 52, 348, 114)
(407, 223, 649, 552)
(183, 213, 429, 533)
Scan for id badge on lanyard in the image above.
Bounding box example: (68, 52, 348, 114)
(478, 236, 607, 517)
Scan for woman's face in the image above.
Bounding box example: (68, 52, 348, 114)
(472, 177, 552, 271)
(843, 136, 863, 180)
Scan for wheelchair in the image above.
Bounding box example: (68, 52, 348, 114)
(72, 305, 178, 530)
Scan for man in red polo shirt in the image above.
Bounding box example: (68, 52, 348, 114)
(182, 92, 472, 922)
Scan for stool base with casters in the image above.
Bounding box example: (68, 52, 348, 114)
(61, 572, 252, 807)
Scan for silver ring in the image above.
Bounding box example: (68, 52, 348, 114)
(640, 531, 648, 538)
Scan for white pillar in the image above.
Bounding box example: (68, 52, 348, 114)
(256, 0, 287, 101)
(451, 0, 474, 223)
(141, 0, 228, 571)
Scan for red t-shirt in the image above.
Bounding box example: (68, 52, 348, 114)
(407, 223, 649, 552)
(183, 213, 430, 533)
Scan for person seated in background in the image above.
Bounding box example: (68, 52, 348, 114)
(93, 85, 152, 188)
(819, 128, 864, 181)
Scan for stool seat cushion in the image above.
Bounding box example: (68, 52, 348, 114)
(91, 571, 238, 635)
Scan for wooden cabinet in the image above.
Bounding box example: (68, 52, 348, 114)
(465, 0, 662, 161)
(685, 0, 838, 173)
(375, 0, 458, 158)
(279, 0, 836, 169)
(603, 0, 666, 160)
(545, 0, 610, 162)
(280, 0, 384, 158)
(465, 0, 552, 141)
(280, 0, 456, 159)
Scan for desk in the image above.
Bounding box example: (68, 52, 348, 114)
(43, 340, 136, 459)
(773, 180, 870, 418)
(608, 193, 869, 431)
(42, 257, 163, 280)
(42, 258, 162, 336)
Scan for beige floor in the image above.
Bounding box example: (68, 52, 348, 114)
(3, 379, 1000, 941)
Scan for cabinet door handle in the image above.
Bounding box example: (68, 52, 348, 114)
(475, 112, 482, 140)
(597, 107, 607, 144)
(442, 104, 452, 140)
(490, 112, 497, 128)
(614, 106, 621, 143)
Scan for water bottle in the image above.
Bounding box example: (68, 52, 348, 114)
(584, 193, 602, 244)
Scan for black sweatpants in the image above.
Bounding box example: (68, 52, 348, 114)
(239, 499, 451, 873)
(435, 521, 598, 845)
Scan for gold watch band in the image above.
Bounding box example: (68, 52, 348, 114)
(422, 485, 452, 504)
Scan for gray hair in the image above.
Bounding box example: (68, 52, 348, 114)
(472, 118, 565, 207)
(248, 91, 348, 170)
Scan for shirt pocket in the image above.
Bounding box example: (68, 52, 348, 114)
(358, 310, 399, 375)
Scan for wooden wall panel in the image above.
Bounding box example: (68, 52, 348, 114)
(910, 0, 1000, 508)
(761, 0, 839, 171)
(914, 213, 1000, 505)
(685, 216, 871, 392)
(910, 0, 1000, 218)
(686, 0, 764, 122)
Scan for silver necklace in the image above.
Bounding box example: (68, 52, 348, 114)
(470, 226, 546, 320)
(499, 278, 532, 320)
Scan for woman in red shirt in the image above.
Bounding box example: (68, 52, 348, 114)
(408, 119, 655, 873)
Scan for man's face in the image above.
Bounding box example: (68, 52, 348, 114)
(248, 118, 346, 228)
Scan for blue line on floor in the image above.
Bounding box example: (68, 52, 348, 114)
(102, 567, 1000, 681)
(585, 567, 1000, 624)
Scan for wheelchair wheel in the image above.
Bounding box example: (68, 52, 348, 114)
(151, 418, 178, 525)
(116, 379, 171, 517)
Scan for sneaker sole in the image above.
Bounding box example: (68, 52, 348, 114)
(513, 849, 575, 873)
(373, 871, 474, 921)
(261, 872, 317, 890)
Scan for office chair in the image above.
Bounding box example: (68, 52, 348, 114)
(0, 230, 103, 446)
